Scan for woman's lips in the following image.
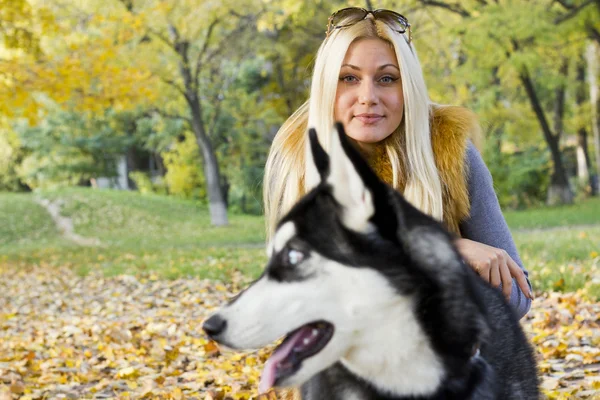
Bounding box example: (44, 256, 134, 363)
(354, 114, 383, 124)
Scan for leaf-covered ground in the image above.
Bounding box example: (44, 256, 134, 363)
(1, 264, 599, 400)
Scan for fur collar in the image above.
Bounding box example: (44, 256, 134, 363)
(364, 104, 479, 235)
(429, 104, 480, 235)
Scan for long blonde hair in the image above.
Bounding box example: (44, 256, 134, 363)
(263, 17, 443, 239)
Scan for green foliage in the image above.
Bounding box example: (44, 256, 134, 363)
(128, 171, 167, 195)
(0, 126, 25, 191)
(162, 132, 206, 201)
(0, 0, 56, 56)
(13, 107, 136, 189)
(211, 59, 283, 214)
(2, 0, 599, 213)
(485, 145, 551, 209)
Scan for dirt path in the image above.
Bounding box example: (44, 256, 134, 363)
(35, 197, 102, 247)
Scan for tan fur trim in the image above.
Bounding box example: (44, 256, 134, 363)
(366, 105, 477, 235)
(430, 104, 476, 235)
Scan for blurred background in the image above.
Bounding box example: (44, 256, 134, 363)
(1, 0, 599, 289)
(0, 2, 599, 399)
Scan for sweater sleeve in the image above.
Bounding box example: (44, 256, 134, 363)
(459, 142, 532, 320)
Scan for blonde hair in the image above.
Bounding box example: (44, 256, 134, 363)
(263, 18, 443, 239)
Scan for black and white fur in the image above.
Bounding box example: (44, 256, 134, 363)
(204, 123, 539, 399)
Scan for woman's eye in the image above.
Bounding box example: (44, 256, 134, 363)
(340, 75, 358, 83)
(379, 76, 397, 84)
(287, 249, 305, 265)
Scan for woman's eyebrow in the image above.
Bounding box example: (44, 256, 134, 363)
(340, 63, 400, 71)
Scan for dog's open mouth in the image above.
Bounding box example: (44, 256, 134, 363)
(258, 321, 334, 393)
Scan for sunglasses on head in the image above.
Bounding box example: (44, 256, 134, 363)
(326, 7, 412, 43)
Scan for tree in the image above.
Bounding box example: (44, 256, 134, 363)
(587, 42, 600, 191)
(14, 108, 135, 189)
(409, 0, 600, 205)
(0, 1, 158, 122)
(108, 0, 265, 226)
(574, 55, 596, 194)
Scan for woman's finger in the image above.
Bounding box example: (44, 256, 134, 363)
(507, 257, 533, 299)
(499, 260, 512, 299)
(490, 258, 501, 288)
(477, 260, 491, 282)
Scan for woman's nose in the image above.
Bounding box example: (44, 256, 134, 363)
(358, 81, 377, 105)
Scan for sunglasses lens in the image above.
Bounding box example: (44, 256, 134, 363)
(331, 8, 368, 29)
(373, 10, 409, 33)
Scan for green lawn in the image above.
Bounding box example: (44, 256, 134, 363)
(505, 197, 600, 297)
(0, 188, 267, 281)
(1, 189, 598, 298)
(504, 197, 600, 230)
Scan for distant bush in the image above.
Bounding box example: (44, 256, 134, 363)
(162, 132, 206, 201)
(0, 129, 26, 191)
(128, 171, 167, 195)
(485, 146, 551, 209)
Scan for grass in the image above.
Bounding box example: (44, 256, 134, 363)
(504, 197, 600, 297)
(0, 192, 71, 251)
(0, 188, 267, 281)
(514, 226, 599, 296)
(1, 188, 598, 297)
(504, 196, 600, 230)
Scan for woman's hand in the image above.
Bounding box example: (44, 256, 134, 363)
(455, 238, 533, 301)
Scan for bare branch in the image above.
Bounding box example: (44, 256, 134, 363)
(554, 0, 575, 9)
(202, 16, 255, 64)
(555, 0, 594, 24)
(148, 108, 191, 124)
(148, 29, 174, 49)
(417, 0, 471, 17)
(159, 76, 186, 97)
(117, 0, 134, 12)
(589, 24, 600, 44)
(553, 59, 569, 140)
(193, 18, 220, 91)
(207, 64, 238, 134)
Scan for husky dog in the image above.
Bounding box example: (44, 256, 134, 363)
(203, 124, 539, 400)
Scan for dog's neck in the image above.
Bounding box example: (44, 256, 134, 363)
(339, 298, 446, 397)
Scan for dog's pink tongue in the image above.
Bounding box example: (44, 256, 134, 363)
(258, 327, 310, 394)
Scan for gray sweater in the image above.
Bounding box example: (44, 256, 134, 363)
(460, 143, 532, 320)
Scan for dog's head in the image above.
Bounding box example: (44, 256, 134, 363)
(203, 124, 486, 395)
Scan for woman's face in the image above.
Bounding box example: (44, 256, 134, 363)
(334, 38, 404, 154)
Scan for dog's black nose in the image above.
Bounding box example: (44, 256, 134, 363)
(203, 314, 227, 337)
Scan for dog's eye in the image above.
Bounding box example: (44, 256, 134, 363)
(287, 249, 305, 265)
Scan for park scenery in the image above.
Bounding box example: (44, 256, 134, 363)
(1, 0, 599, 399)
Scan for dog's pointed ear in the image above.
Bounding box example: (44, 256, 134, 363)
(326, 122, 378, 233)
(305, 128, 330, 189)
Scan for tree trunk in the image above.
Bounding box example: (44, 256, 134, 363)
(519, 69, 573, 205)
(587, 42, 600, 195)
(170, 24, 228, 226)
(576, 56, 596, 194)
(125, 146, 138, 190)
(189, 94, 229, 226)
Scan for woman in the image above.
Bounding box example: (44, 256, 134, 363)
(263, 7, 533, 321)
